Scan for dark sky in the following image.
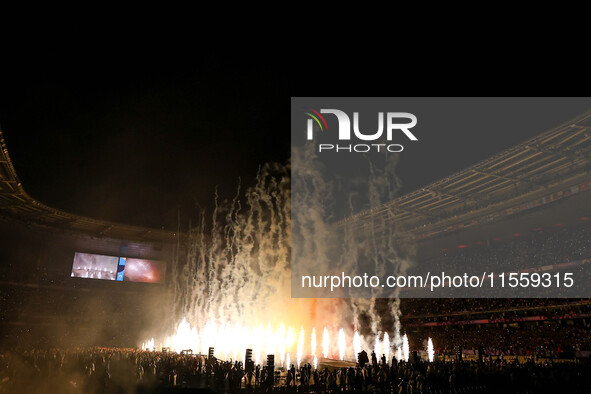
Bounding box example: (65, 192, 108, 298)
(1, 55, 590, 231)
(0, 56, 290, 230)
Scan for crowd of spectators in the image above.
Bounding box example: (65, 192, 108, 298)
(422, 223, 591, 276)
(398, 221, 591, 323)
(400, 298, 591, 322)
(409, 323, 591, 356)
(1, 347, 590, 393)
(393, 222, 591, 364)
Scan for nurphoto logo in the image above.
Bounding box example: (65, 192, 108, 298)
(305, 109, 418, 153)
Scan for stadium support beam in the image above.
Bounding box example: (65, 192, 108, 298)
(423, 187, 481, 205)
(471, 169, 539, 187)
(386, 204, 438, 220)
(525, 144, 584, 163)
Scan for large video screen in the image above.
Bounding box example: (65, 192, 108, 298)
(121, 258, 166, 283)
(71, 252, 118, 280)
(71, 253, 165, 283)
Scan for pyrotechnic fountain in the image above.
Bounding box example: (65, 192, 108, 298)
(297, 327, 305, 367)
(383, 332, 390, 360)
(322, 327, 329, 359)
(310, 327, 317, 358)
(337, 328, 346, 360)
(374, 334, 382, 360)
(427, 337, 434, 362)
(139, 147, 414, 367)
(402, 333, 410, 362)
(353, 331, 361, 361)
(141, 318, 414, 367)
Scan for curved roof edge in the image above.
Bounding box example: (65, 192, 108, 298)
(0, 129, 178, 244)
(339, 108, 591, 235)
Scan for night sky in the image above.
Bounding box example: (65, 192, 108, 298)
(0, 56, 290, 230)
(1, 55, 590, 231)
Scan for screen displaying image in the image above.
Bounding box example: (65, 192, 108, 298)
(71, 252, 119, 280)
(123, 258, 166, 283)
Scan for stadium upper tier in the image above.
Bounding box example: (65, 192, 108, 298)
(2, 109, 591, 243)
(0, 129, 177, 244)
(340, 109, 591, 238)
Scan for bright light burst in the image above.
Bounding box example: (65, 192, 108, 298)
(383, 332, 390, 361)
(396, 346, 402, 362)
(277, 324, 286, 364)
(353, 330, 361, 361)
(427, 337, 434, 362)
(374, 333, 382, 358)
(265, 324, 275, 356)
(402, 334, 409, 362)
(322, 327, 329, 358)
(310, 327, 317, 357)
(140, 318, 412, 367)
(337, 328, 346, 360)
(296, 327, 305, 367)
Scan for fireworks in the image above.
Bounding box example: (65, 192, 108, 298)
(402, 333, 409, 362)
(296, 327, 305, 367)
(322, 327, 329, 358)
(310, 327, 317, 357)
(337, 328, 346, 360)
(396, 346, 402, 362)
(141, 338, 155, 351)
(277, 324, 286, 364)
(427, 337, 434, 362)
(265, 324, 274, 356)
(142, 155, 410, 372)
(374, 334, 382, 359)
(353, 330, 361, 361)
(383, 332, 390, 360)
(141, 319, 414, 367)
(252, 325, 264, 365)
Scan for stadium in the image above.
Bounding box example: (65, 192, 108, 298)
(1, 103, 591, 394)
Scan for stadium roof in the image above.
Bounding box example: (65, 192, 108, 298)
(0, 129, 178, 244)
(2, 109, 591, 243)
(340, 109, 591, 237)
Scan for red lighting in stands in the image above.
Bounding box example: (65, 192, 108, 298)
(556, 223, 564, 227)
(580, 217, 590, 221)
(457, 245, 468, 248)
(513, 233, 521, 237)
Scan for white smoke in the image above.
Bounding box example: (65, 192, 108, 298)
(153, 144, 414, 358)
